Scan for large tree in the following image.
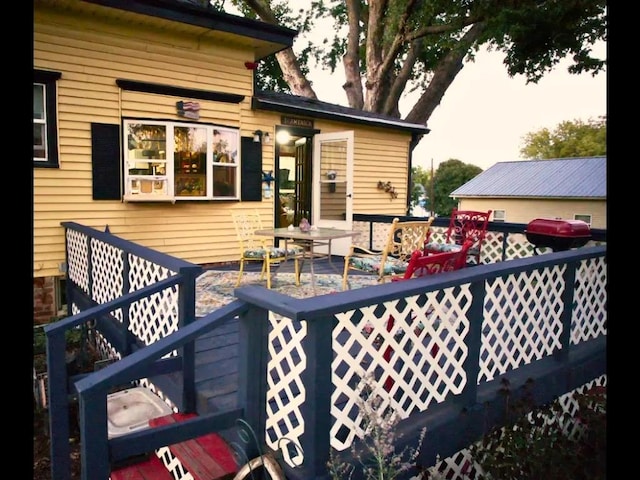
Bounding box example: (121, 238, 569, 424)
(433, 159, 482, 216)
(519, 116, 606, 159)
(205, 0, 605, 134)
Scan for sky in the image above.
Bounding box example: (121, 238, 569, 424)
(305, 41, 607, 172)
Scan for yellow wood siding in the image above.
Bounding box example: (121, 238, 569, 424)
(457, 198, 606, 229)
(33, 5, 415, 279)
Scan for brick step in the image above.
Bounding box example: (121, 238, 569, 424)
(111, 412, 237, 480)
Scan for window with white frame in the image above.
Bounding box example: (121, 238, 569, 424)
(574, 214, 592, 226)
(34, 70, 61, 167)
(492, 209, 506, 222)
(123, 120, 239, 201)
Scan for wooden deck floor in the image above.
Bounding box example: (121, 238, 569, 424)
(187, 256, 356, 414)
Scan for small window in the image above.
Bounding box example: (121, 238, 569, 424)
(123, 119, 240, 202)
(34, 70, 61, 168)
(492, 210, 506, 223)
(574, 214, 592, 226)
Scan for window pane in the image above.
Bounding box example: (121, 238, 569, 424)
(175, 126, 208, 197)
(127, 124, 167, 159)
(213, 166, 236, 196)
(34, 124, 46, 159)
(33, 84, 45, 120)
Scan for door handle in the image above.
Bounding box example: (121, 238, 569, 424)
(346, 193, 352, 198)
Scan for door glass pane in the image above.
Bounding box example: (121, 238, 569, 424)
(319, 140, 347, 221)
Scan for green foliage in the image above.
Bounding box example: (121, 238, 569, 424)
(468, 382, 606, 479)
(327, 372, 426, 480)
(519, 116, 606, 159)
(432, 159, 482, 217)
(410, 165, 433, 214)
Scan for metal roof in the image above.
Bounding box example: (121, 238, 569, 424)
(450, 156, 607, 199)
(253, 90, 430, 135)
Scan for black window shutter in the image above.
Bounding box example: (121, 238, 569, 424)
(91, 123, 121, 200)
(241, 136, 263, 201)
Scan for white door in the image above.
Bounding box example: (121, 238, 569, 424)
(312, 131, 354, 256)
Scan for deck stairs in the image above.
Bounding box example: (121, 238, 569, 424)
(109, 412, 238, 480)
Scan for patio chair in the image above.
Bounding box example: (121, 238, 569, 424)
(424, 209, 492, 265)
(391, 239, 473, 281)
(342, 216, 434, 290)
(231, 210, 303, 289)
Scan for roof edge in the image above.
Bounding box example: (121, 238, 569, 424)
(252, 96, 430, 135)
(81, 0, 297, 53)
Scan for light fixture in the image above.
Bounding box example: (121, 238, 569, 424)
(253, 130, 263, 143)
(276, 130, 291, 145)
(263, 132, 271, 144)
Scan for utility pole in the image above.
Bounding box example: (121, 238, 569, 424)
(430, 158, 435, 217)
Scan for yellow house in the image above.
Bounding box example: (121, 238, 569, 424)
(450, 156, 606, 229)
(33, 0, 429, 322)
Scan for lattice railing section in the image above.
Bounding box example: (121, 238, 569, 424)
(351, 221, 395, 251)
(417, 374, 607, 480)
(128, 254, 179, 350)
(66, 229, 90, 295)
(571, 255, 607, 344)
(480, 265, 567, 382)
(90, 237, 125, 322)
(265, 313, 307, 467)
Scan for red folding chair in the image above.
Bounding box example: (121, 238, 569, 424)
(424, 209, 492, 265)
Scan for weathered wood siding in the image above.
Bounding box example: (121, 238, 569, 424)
(34, 3, 413, 280)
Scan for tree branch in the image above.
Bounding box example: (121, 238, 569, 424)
(244, 0, 317, 98)
(405, 22, 487, 125)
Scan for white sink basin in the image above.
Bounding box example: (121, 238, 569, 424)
(106, 387, 173, 438)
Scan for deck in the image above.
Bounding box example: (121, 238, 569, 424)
(45, 218, 607, 480)
(190, 257, 364, 414)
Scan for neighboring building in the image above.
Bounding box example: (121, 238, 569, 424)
(450, 156, 606, 228)
(33, 0, 429, 322)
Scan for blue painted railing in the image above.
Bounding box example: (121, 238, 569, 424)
(45, 218, 607, 480)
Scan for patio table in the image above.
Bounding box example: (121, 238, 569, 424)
(254, 227, 360, 292)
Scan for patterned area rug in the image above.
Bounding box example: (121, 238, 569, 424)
(196, 270, 379, 316)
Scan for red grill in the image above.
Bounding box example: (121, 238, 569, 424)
(525, 218, 591, 253)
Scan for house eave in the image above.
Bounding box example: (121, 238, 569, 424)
(252, 96, 430, 135)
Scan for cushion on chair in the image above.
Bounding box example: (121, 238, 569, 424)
(243, 246, 302, 259)
(424, 242, 462, 253)
(347, 255, 408, 275)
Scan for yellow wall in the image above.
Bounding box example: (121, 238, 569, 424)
(457, 198, 606, 229)
(34, 4, 413, 279)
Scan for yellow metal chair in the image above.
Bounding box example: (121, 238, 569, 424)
(231, 210, 303, 289)
(342, 216, 434, 290)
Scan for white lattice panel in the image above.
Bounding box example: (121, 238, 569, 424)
(571, 256, 607, 344)
(416, 374, 607, 480)
(330, 286, 472, 452)
(66, 229, 90, 294)
(504, 233, 537, 260)
(128, 255, 179, 349)
(480, 265, 566, 383)
(265, 313, 307, 467)
(91, 239, 125, 322)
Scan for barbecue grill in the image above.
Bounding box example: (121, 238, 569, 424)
(525, 218, 591, 254)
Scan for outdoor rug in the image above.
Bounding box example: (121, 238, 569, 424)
(196, 270, 379, 316)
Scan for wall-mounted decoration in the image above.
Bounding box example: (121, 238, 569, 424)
(176, 101, 200, 120)
(377, 180, 398, 199)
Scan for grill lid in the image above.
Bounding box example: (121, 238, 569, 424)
(525, 218, 590, 238)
